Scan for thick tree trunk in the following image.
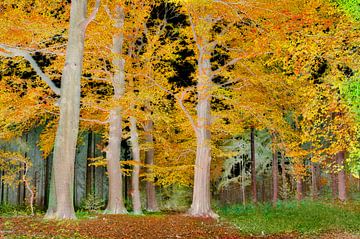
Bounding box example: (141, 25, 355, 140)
(105, 108, 127, 214)
(45, 0, 88, 219)
(272, 150, 278, 206)
(296, 177, 303, 201)
(105, 5, 127, 214)
(130, 115, 142, 214)
(250, 127, 257, 204)
(188, 47, 217, 218)
(311, 161, 318, 200)
(337, 151, 347, 201)
(144, 119, 159, 212)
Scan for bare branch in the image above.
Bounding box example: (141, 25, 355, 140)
(211, 57, 242, 77)
(176, 90, 199, 134)
(81, 0, 101, 31)
(134, 73, 199, 134)
(80, 117, 108, 125)
(103, 4, 114, 20)
(0, 44, 61, 95)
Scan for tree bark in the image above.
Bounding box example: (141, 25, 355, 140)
(144, 118, 159, 212)
(296, 176, 303, 201)
(331, 167, 338, 199)
(188, 46, 217, 218)
(241, 161, 246, 206)
(281, 155, 287, 200)
(130, 115, 142, 214)
(261, 173, 266, 202)
(272, 150, 278, 206)
(86, 132, 95, 196)
(311, 161, 318, 200)
(337, 151, 347, 201)
(250, 127, 257, 204)
(45, 0, 90, 219)
(104, 5, 127, 214)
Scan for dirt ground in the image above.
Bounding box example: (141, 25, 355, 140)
(0, 214, 358, 239)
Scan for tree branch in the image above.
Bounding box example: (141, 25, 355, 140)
(211, 57, 242, 77)
(0, 44, 61, 95)
(81, 0, 101, 31)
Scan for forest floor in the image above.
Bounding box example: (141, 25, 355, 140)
(0, 213, 359, 239)
(0, 200, 359, 239)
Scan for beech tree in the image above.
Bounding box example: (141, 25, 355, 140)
(0, 0, 100, 219)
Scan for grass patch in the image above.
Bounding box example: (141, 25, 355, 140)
(217, 200, 360, 236)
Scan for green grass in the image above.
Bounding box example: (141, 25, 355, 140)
(217, 200, 360, 236)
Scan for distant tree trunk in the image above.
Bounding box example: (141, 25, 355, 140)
(105, 5, 127, 214)
(250, 127, 257, 204)
(45, 0, 97, 219)
(188, 45, 217, 218)
(144, 118, 159, 212)
(86, 132, 95, 196)
(337, 151, 347, 201)
(241, 161, 246, 206)
(272, 150, 278, 206)
(331, 168, 338, 199)
(296, 177, 303, 201)
(262, 173, 266, 202)
(311, 161, 318, 200)
(281, 155, 287, 200)
(130, 115, 142, 214)
(316, 164, 321, 193)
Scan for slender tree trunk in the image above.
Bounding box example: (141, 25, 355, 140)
(130, 115, 142, 214)
(86, 132, 95, 196)
(105, 5, 127, 214)
(337, 151, 347, 201)
(188, 46, 217, 218)
(281, 155, 287, 200)
(331, 168, 338, 199)
(262, 173, 266, 202)
(272, 150, 278, 206)
(250, 127, 257, 204)
(45, 0, 90, 219)
(311, 161, 318, 200)
(241, 162, 246, 206)
(296, 176, 303, 201)
(144, 118, 159, 212)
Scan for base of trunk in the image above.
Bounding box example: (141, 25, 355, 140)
(187, 207, 218, 219)
(104, 206, 128, 215)
(44, 210, 76, 220)
(132, 210, 143, 215)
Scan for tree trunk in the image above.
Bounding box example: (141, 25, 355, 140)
(130, 115, 142, 214)
(188, 46, 217, 218)
(86, 132, 95, 196)
(331, 168, 338, 199)
(311, 161, 318, 200)
(250, 127, 257, 204)
(45, 0, 89, 219)
(241, 161, 246, 206)
(105, 108, 127, 214)
(272, 150, 278, 206)
(296, 176, 303, 201)
(105, 5, 127, 214)
(144, 118, 159, 212)
(262, 173, 266, 202)
(337, 151, 347, 201)
(281, 155, 287, 200)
